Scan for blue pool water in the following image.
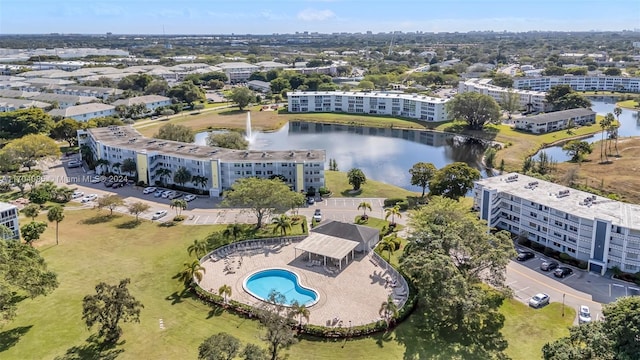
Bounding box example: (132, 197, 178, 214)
(243, 269, 318, 307)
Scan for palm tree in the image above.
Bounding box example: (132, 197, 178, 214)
(191, 175, 209, 192)
(187, 238, 208, 259)
(379, 295, 398, 328)
(378, 237, 396, 261)
(155, 168, 172, 187)
(79, 144, 96, 169)
(95, 159, 110, 174)
(46, 205, 65, 245)
(111, 161, 121, 174)
(120, 158, 137, 177)
(599, 113, 614, 163)
(289, 300, 310, 326)
(173, 166, 192, 188)
(271, 214, 292, 236)
(178, 260, 205, 287)
(384, 205, 402, 226)
(608, 122, 620, 157)
(170, 199, 187, 216)
(614, 106, 622, 121)
(222, 223, 243, 242)
(218, 284, 232, 304)
(357, 201, 372, 220)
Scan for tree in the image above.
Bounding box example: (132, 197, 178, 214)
(0, 240, 58, 322)
(3, 134, 60, 170)
(400, 197, 516, 358)
(95, 158, 110, 174)
(144, 79, 169, 95)
(347, 168, 367, 191)
(409, 162, 437, 197)
(221, 178, 305, 228)
(191, 175, 209, 191)
(604, 67, 622, 76)
(155, 168, 172, 187)
(21, 221, 47, 246)
(154, 123, 195, 143)
(378, 236, 396, 261)
(218, 284, 232, 304)
(271, 214, 292, 236)
(198, 332, 241, 360)
(51, 118, 81, 146)
(610, 109, 621, 156)
(445, 92, 501, 130)
(173, 166, 192, 187)
(542, 321, 614, 360)
(428, 162, 481, 200)
(563, 140, 593, 162)
(170, 199, 188, 216)
(240, 344, 269, 360)
(601, 296, 640, 358)
(96, 194, 125, 216)
(269, 78, 291, 94)
(491, 72, 513, 88)
(82, 278, 143, 344)
(22, 203, 40, 221)
(257, 296, 298, 360)
(178, 260, 206, 286)
(168, 81, 206, 106)
(207, 132, 249, 150)
(500, 89, 520, 117)
(120, 158, 137, 177)
(222, 223, 244, 242)
(546, 85, 591, 111)
(600, 113, 614, 163)
(229, 87, 255, 110)
(379, 295, 398, 327)
(357, 201, 372, 218)
(0, 108, 54, 139)
(46, 205, 65, 245)
(384, 205, 402, 225)
(187, 238, 209, 259)
(127, 202, 150, 222)
(289, 300, 310, 326)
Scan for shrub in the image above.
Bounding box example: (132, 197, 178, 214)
(484, 148, 497, 168)
(384, 198, 405, 207)
(559, 252, 572, 261)
(319, 187, 331, 196)
(0, 183, 12, 193)
(396, 201, 409, 211)
(159, 221, 176, 227)
(174, 215, 185, 221)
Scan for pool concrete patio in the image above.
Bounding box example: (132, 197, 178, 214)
(198, 242, 406, 327)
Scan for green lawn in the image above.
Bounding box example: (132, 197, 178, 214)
(2, 208, 574, 360)
(616, 99, 639, 110)
(325, 171, 419, 199)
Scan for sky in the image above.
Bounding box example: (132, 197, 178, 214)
(1, 0, 639, 35)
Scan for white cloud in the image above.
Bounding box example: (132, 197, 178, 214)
(297, 8, 335, 21)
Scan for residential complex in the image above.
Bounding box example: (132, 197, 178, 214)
(0, 97, 50, 112)
(0, 202, 20, 240)
(512, 75, 640, 93)
(287, 91, 450, 122)
(49, 103, 116, 121)
(77, 126, 325, 197)
(112, 95, 172, 112)
(458, 78, 548, 113)
(513, 108, 596, 134)
(473, 173, 640, 275)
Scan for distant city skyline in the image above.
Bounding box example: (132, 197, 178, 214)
(1, 0, 638, 35)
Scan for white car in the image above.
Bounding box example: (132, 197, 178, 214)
(152, 210, 168, 220)
(90, 176, 101, 184)
(81, 194, 98, 203)
(72, 191, 84, 199)
(184, 194, 196, 202)
(67, 160, 82, 168)
(529, 293, 550, 308)
(143, 187, 157, 194)
(153, 190, 164, 197)
(162, 191, 175, 199)
(313, 209, 322, 222)
(578, 305, 592, 324)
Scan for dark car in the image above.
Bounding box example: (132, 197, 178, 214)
(104, 180, 114, 188)
(517, 251, 535, 261)
(554, 266, 573, 278)
(541, 260, 559, 271)
(112, 182, 125, 188)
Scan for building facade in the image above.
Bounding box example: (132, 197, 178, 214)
(458, 78, 548, 113)
(287, 91, 450, 122)
(512, 75, 640, 93)
(49, 103, 116, 121)
(215, 62, 259, 84)
(112, 95, 172, 112)
(513, 108, 596, 134)
(77, 126, 325, 198)
(0, 202, 20, 240)
(473, 173, 640, 275)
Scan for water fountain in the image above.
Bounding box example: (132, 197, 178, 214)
(245, 111, 255, 143)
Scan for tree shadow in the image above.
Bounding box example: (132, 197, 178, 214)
(0, 325, 32, 352)
(53, 335, 124, 360)
(165, 288, 193, 305)
(206, 305, 225, 319)
(218, 109, 245, 116)
(339, 189, 362, 197)
(115, 220, 141, 229)
(80, 214, 119, 225)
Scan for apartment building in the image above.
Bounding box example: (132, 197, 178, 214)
(49, 103, 116, 121)
(0, 202, 20, 240)
(512, 75, 640, 93)
(54, 85, 124, 101)
(215, 62, 259, 83)
(473, 173, 640, 275)
(112, 95, 172, 112)
(458, 78, 548, 113)
(287, 91, 450, 122)
(30, 93, 98, 109)
(0, 97, 50, 112)
(77, 126, 325, 197)
(513, 108, 596, 134)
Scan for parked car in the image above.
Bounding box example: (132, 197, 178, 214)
(72, 191, 84, 199)
(313, 209, 322, 222)
(67, 160, 82, 168)
(307, 197, 315, 205)
(541, 260, 559, 271)
(152, 210, 168, 220)
(154, 190, 164, 197)
(517, 251, 535, 261)
(169, 192, 182, 199)
(161, 191, 174, 199)
(104, 180, 114, 188)
(143, 187, 157, 194)
(90, 176, 101, 184)
(529, 293, 550, 308)
(578, 305, 592, 324)
(81, 194, 98, 203)
(112, 181, 125, 188)
(554, 266, 573, 278)
(184, 194, 196, 202)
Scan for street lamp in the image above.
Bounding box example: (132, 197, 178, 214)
(562, 293, 566, 317)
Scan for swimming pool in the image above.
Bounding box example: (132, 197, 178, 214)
(243, 268, 319, 307)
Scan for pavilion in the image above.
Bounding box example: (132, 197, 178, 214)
(294, 232, 359, 271)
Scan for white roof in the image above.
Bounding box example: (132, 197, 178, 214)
(295, 233, 360, 260)
(49, 103, 115, 117)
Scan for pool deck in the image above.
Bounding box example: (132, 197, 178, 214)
(198, 242, 406, 327)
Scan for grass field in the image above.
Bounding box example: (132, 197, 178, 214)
(616, 99, 640, 110)
(1, 209, 576, 360)
(325, 171, 419, 199)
